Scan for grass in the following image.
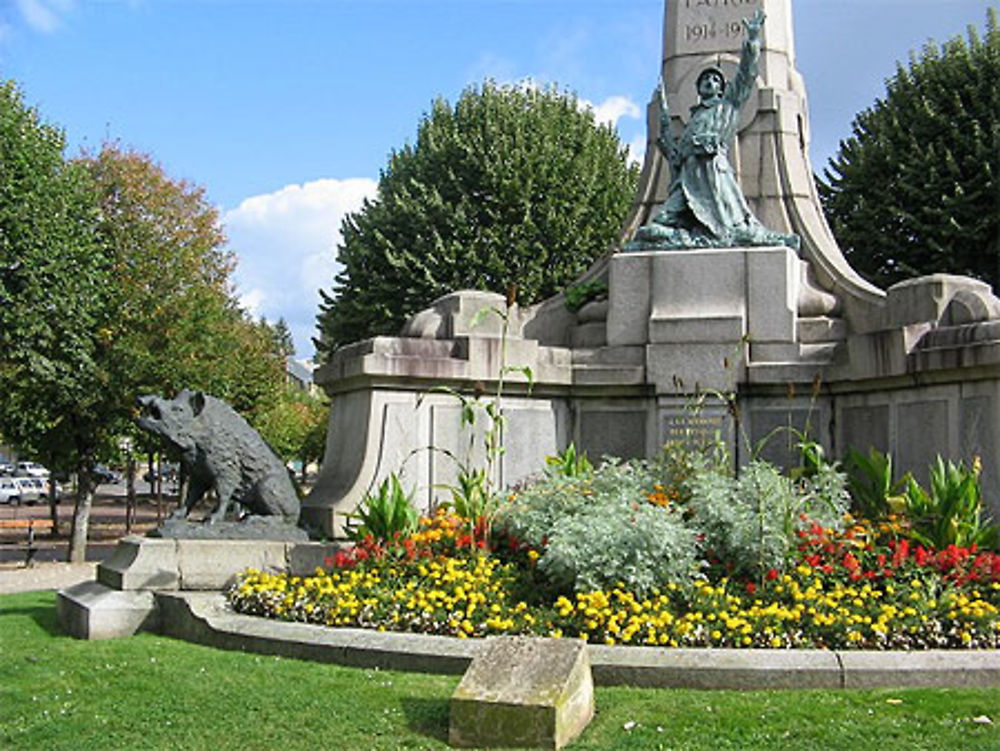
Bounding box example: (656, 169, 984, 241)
(2, 591, 999, 750)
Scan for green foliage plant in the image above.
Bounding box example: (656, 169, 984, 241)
(843, 448, 1000, 551)
(544, 442, 594, 479)
(563, 279, 608, 313)
(421, 296, 533, 549)
(818, 8, 1000, 289)
(315, 80, 638, 355)
(843, 446, 911, 520)
(904, 456, 999, 551)
(346, 472, 419, 543)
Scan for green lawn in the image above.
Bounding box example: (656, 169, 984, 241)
(1, 591, 998, 750)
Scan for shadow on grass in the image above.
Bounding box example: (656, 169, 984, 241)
(0, 593, 67, 637)
(399, 696, 451, 744)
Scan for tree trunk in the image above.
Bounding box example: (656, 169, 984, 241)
(178, 463, 189, 512)
(155, 454, 163, 516)
(68, 469, 93, 563)
(47, 477, 59, 538)
(125, 452, 136, 534)
(148, 452, 160, 523)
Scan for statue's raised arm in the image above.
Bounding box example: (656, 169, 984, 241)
(742, 8, 765, 40)
(726, 9, 765, 110)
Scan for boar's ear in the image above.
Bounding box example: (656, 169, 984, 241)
(189, 391, 207, 417)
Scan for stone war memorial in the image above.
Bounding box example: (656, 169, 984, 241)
(301, 0, 1000, 539)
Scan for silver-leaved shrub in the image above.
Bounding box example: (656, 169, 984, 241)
(685, 459, 850, 577)
(495, 459, 700, 595)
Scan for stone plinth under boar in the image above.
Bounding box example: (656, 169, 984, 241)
(449, 636, 594, 749)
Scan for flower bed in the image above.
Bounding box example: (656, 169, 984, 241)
(228, 447, 1000, 650)
(228, 514, 1000, 650)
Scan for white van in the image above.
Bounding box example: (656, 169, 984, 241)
(0, 477, 22, 504)
(16, 462, 49, 478)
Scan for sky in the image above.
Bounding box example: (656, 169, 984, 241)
(2, 0, 996, 359)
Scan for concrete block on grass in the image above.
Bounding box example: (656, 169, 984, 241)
(449, 636, 594, 749)
(57, 580, 158, 640)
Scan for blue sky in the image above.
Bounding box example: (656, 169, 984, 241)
(2, 0, 996, 358)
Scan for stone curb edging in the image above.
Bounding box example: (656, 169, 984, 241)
(156, 591, 1000, 690)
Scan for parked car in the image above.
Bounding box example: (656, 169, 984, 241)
(16, 461, 49, 478)
(12, 477, 40, 505)
(33, 477, 61, 501)
(144, 464, 178, 485)
(92, 465, 121, 484)
(0, 477, 22, 504)
(0, 462, 14, 475)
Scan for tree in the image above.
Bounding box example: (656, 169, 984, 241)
(82, 145, 286, 503)
(315, 81, 639, 357)
(1, 112, 287, 561)
(819, 9, 1000, 290)
(264, 316, 296, 359)
(0, 80, 111, 551)
(254, 387, 329, 481)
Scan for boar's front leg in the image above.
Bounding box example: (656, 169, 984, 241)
(208, 468, 240, 523)
(170, 472, 211, 520)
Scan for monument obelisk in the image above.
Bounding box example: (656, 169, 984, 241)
(623, 0, 883, 327)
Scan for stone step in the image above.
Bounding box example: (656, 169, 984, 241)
(571, 346, 646, 366)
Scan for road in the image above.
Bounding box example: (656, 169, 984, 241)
(0, 483, 177, 564)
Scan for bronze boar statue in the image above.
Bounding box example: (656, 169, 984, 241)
(136, 390, 299, 525)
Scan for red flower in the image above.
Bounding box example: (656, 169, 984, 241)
(842, 552, 859, 572)
(746, 582, 757, 594)
(766, 568, 779, 580)
(332, 549, 356, 569)
(892, 538, 909, 567)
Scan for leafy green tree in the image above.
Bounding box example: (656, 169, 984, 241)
(0, 81, 112, 557)
(263, 316, 296, 359)
(316, 81, 638, 356)
(819, 9, 1000, 290)
(84, 144, 286, 411)
(254, 387, 329, 481)
(84, 145, 286, 495)
(1, 113, 287, 561)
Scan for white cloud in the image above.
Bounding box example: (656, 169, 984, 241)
(223, 177, 377, 358)
(238, 288, 266, 318)
(582, 94, 641, 129)
(16, 0, 73, 33)
(627, 133, 647, 167)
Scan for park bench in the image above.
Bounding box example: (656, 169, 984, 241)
(0, 518, 56, 566)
